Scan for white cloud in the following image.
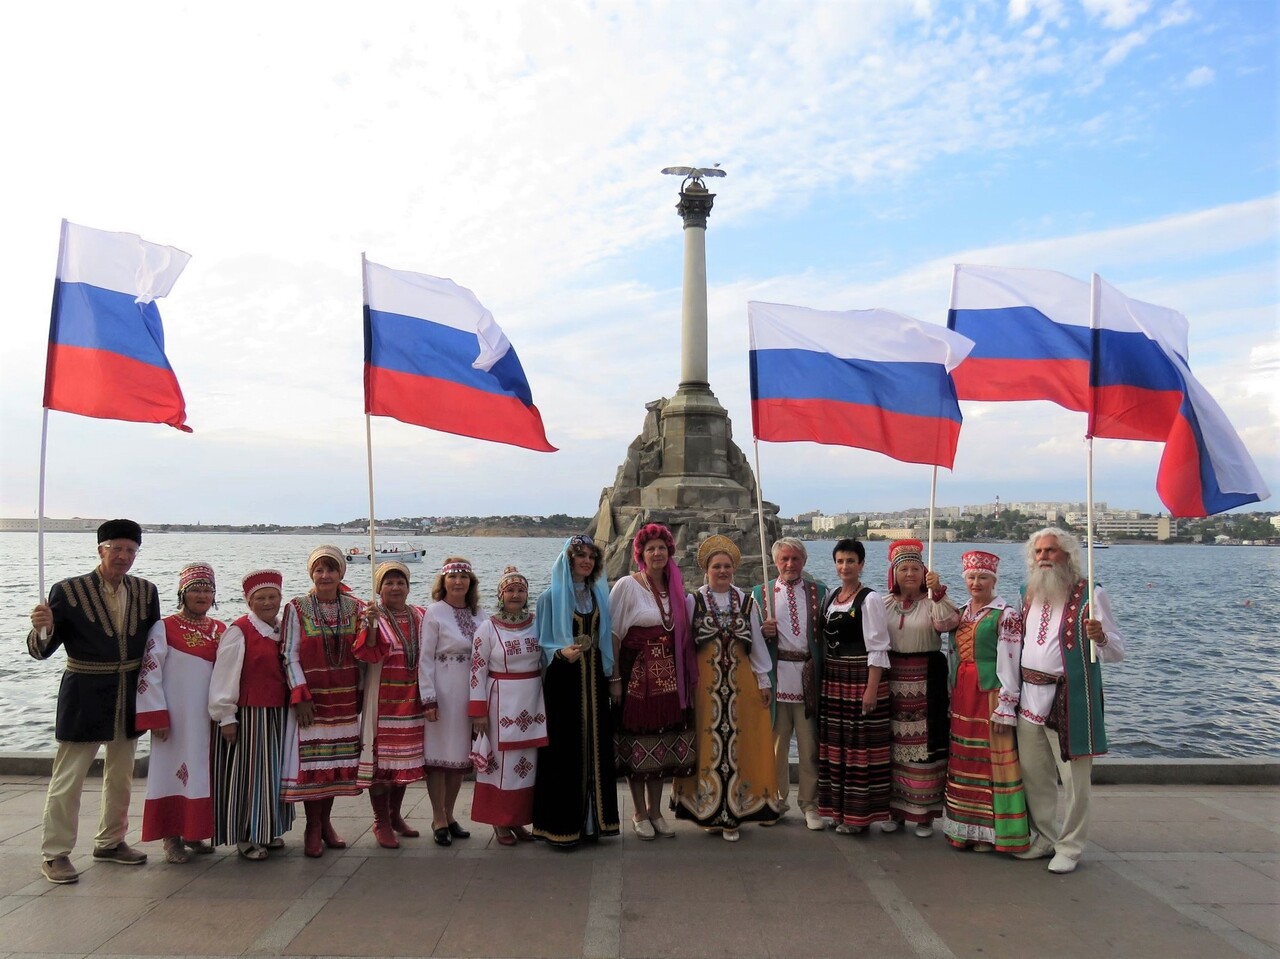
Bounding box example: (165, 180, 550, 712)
(1183, 65, 1215, 88)
(1081, 0, 1153, 30)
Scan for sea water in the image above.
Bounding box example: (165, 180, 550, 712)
(2, 532, 1276, 758)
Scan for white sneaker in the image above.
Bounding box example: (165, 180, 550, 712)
(914, 824, 934, 838)
(649, 816, 675, 838)
(1047, 853, 1078, 874)
(721, 829, 740, 842)
(804, 810, 826, 831)
(878, 820, 900, 833)
(632, 817, 656, 841)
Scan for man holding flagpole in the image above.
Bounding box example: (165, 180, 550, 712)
(27, 520, 161, 883)
(1015, 527, 1124, 874)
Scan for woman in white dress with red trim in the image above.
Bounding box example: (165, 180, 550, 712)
(469, 566, 547, 846)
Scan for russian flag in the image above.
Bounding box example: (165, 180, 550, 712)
(748, 301, 973, 468)
(363, 261, 556, 452)
(44, 221, 192, 431)
(948, 264, 1091, 412)
(1090, 276, 1269, 517)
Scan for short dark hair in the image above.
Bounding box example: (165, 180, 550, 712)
(832, 538, 865, 562)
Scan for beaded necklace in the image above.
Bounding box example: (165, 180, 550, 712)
(638, 571, 673, 631)
(306, 592, 352, 668)
(380, 605, 420, 670)
(703, 587, 742, 643)
(174, 612, 219, 649)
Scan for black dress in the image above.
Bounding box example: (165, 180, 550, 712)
(531, 605, 620, 847)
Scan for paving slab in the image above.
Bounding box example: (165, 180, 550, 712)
(0, 775, 1275, 959)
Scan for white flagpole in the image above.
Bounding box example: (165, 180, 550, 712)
(927, 465, 938, 572)
(361, 254, 378, 586)
(752, 438, 774, 621)
(37, 219, 71, 640)
(1086, 273, 1100, 663)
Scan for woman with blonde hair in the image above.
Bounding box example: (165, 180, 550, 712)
(672, 535, 780, 841)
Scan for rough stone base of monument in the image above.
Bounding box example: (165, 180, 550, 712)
(589, 392, 781, 587)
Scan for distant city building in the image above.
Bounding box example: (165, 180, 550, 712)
(1092, 515, 1174, 541)
(0, 517, 106, 532)
(812, 513, 853, 532)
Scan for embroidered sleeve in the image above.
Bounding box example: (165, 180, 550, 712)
(468, 620, 492, 718)
(992, 605, 1024, 724)
(281, 602, 311, 705)
(135, 621, 171, 731)
(418, 607, 440, 711)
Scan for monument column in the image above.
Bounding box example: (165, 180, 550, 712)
(677, 184, 714, 391)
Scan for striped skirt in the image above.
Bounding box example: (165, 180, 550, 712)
(942, 661, 1030, 852)
(817, 656, 891, 828)
(887, 650, 949, 824)
(211, 705, 295, 846)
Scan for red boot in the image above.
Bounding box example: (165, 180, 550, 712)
(302, 801, 324, 858)
(319, 797, 347, 849)
(370, 791, 399, 849)
(390, 785, 420, 837)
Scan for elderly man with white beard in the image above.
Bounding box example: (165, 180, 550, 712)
(1014, 528, 1124, 874)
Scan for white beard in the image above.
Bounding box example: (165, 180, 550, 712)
(1026, 563, 1072, 606)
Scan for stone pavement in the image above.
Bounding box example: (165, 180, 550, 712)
(0, 775, 1275, 959)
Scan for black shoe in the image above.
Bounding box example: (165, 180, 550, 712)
(447, 821, 470, 839)
(433, 826, 452, 846)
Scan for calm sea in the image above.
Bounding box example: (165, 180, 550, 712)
(2, 532, 1277, 758)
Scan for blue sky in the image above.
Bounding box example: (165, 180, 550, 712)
(0, 0, 1275, 524)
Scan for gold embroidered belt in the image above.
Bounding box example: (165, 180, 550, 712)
(65, 656, 143, 676)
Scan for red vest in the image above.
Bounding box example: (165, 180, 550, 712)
(234, 615, 289, 708)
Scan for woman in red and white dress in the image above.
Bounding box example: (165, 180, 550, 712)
(355, 561, 427, 849)
(137, 563, 226, 864)
(469, 566, 547, 846)
(420, 557, 481, 846)
(208, 569, 294, 860)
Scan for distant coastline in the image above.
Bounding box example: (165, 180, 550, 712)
(0, 518, 590, 539)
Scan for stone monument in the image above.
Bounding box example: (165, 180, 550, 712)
(589, 167, 782, 585)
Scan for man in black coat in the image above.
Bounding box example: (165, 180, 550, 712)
(28, 519, 161, 883)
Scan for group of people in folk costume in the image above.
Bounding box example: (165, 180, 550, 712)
(28, 518, 1122, 883)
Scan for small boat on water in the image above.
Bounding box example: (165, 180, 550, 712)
(346, 540, 427, 564)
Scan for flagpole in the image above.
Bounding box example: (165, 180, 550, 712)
(361, 254, 378, 587)
(927, 466, 938, 572)
(37, 219, 71, 639)
(752, 438, 774, 621)
(1086, 273, 1100, 663)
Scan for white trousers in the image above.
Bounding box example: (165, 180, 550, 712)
(1016, 717, 1093, 860)
(772, 700, 818, 812)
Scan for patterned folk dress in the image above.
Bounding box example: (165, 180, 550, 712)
(280, 592, 365, 802)
(354, 605, 427, 787)
(672, 586, 781, 830)
(420, 601, 478, 772)
(883, 594, 954, 826)
(608, 574, 696, 782)
(468, 613, 548, 826)
(941, 599, 1030, 853)
(817, 588, 893, 829)
(136, 614, 226, 841)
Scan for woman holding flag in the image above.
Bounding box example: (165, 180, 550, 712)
(881, 540, 955, 838)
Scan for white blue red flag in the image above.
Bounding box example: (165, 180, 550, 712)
(748, 301, 973, 468)
(44, 221, 192, 431)
(362, 261, 556, 452)
(947, 264, 1091, 411)
(1090, 276, 1268, 517)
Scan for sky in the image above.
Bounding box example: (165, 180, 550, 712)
(0, 0, 1275, 525)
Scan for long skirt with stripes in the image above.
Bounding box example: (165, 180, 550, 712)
(211, 705, 295, 846)
(887, 650, 949, 825)
(817, 656, 891, 828)
(941, 661, 1030, 852)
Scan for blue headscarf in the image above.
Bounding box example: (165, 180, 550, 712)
(536, 537, 613, 674)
